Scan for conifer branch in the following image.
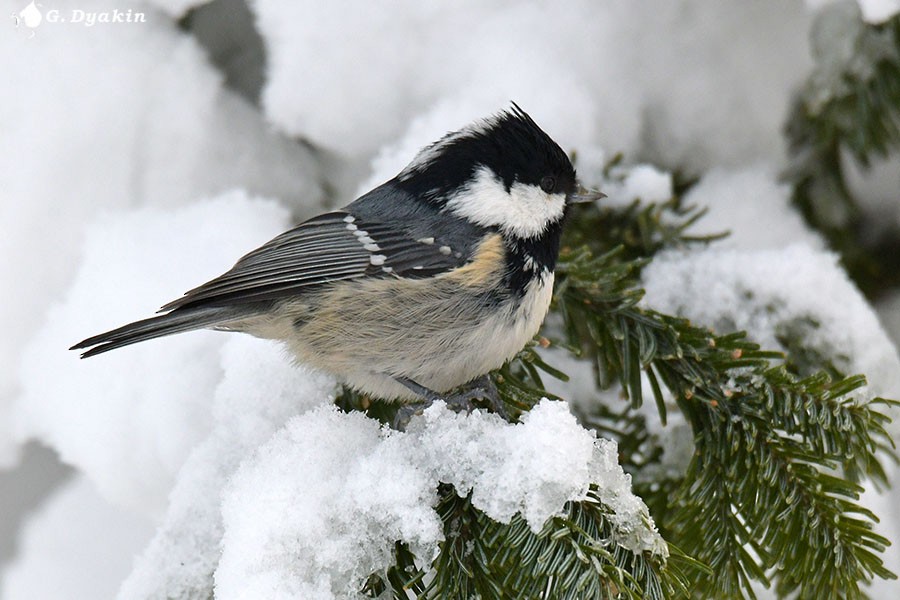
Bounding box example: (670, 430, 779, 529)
(785, 11, 900, 296)
(549, 237, 898, 598)
(363, 484, 697, 600)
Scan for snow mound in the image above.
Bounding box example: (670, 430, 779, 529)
(214, 401, 664, 600)
(254, 0, 812, 177)
(685, 166, 824, 250)
(118, 337, 336, 599)
(0, 0, 321, 465)
(605, 164, 675, 206)
(15, 192, 292, 515)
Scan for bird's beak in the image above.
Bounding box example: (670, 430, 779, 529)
(567, 187, 606, 205)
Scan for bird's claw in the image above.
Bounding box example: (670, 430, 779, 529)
(392, 400, 433, 431)
(390, 375, 509, 431)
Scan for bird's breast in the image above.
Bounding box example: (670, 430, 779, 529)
(274, 233, 555, 399)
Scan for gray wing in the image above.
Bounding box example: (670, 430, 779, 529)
(159, 210, 467, 311)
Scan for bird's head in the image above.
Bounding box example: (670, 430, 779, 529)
(395, 104, 578, 240)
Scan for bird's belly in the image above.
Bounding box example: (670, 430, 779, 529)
(281, 272, 554, 401)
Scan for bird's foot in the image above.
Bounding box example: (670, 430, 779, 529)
(390, 374, 508, 431)
(444, 374, 508, 420)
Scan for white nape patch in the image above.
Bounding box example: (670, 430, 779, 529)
(345, 223, 358, 231)
(445, 166, 566, 238)
(369, 254, 387, 266)
(417, 237, 435, 245)
(398, 116, 501, 179)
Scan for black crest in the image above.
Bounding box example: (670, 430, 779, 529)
(394, 103, 577, 203)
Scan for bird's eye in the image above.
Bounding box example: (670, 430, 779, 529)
(540, 176, 556, 193)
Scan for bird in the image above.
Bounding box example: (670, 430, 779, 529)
(71, 104, 582, 418)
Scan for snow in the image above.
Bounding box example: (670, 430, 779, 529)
(215, 407, 440, 600)
(858, 0, 900, 22)
(860, 480, 900, 597)
(15, 192, 293, 515)
(1, 476, 156, 600)
(843, 149, 900, 232)
(620, 165, 674, 204)
(255, 2, 612, 160)
(0, 0, 322, 465)
(685, 166, 825, 250)
(118, 337, 336, 599)
(642, 243, 900, 410)
(412, 400, 657, 544)
(877, 291, 900, 349)
(810, 0, 900, 23)
(600, 164, 674, 208)
(539, 346, 695, 482)
(255, 0, 813, 174)
(215, 401, 664, 600)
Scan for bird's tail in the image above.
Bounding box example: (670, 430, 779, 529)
(70, 307, 244, 358)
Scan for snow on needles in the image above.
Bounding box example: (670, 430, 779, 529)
(216, 401, 665, 600)
(642, 244, 900, 406)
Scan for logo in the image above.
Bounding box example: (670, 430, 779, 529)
(10, 1, 42, 37)
(10, 2, 147, 37)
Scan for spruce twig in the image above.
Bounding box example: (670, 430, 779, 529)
(552, 240, 898, 598)
(364, 484, 695, 600)
(785, 10, 900, 297)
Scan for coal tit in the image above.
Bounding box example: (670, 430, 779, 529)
(72, 105, 579, 409)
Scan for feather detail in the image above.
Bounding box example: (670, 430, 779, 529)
(158, 211, 469, 312)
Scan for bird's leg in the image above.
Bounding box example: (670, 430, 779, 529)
(448, 374, 508, 420)
(391, 376, 442, 430)
(391, 374, 508, 431)
(394, 376, 444, 404)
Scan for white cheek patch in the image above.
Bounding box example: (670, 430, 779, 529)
(444, 166, 566, 238)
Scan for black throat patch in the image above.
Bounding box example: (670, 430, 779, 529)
(502, 219, 565, 296)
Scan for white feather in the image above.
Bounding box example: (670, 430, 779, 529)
(444, 166, 566, 238)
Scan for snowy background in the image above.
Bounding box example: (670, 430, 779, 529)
(3, 0, 900, 598)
